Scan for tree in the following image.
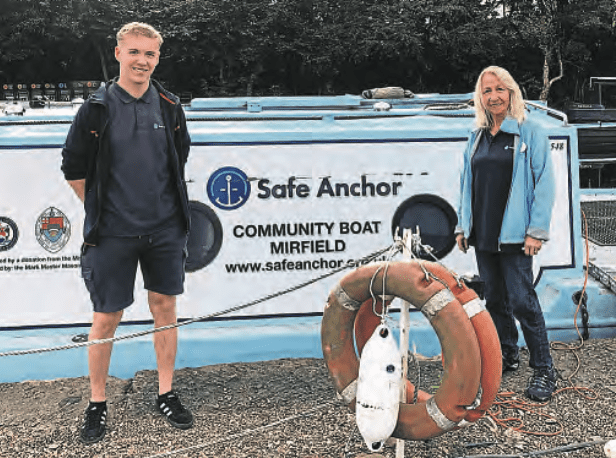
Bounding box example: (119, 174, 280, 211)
(0, 1, 53, 81)
(504, 0, 616, 103)
(2, 0, 616, 104)
(416, 0, 504, 93)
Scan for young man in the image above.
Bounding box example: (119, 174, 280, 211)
(61, 22, 193, 444)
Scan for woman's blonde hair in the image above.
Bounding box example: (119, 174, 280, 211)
(473, 66, 526, 128)
(116, 22, 163, 47)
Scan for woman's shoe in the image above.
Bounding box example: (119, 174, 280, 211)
(525, 366, 557, 402)
(502, 355, 520, 373)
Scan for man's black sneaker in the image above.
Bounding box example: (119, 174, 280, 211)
(80, 401, 107, 444)
(157, 391, 194, 429)
(525, 366, 557, 402)
(502, 354, 520, 373)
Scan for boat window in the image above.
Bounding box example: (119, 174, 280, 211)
(578, 126, 616, 189)
(580, 162, 616, 189)
(391, 194, 457, 260)
(185, 201, 223, 272)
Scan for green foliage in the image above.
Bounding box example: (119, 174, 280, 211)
(1, 0, 616, 105)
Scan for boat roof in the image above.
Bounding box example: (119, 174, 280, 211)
(0, 92, 574, 147)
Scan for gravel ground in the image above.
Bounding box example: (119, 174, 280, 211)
(0, 337, 615, 458)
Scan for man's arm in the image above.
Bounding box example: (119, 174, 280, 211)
(68, 179, 86, 203)
(61, 101, 96, 196)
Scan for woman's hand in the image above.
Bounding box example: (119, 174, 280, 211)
(456, 234, 468, 253)
(524, 236, 542, 256)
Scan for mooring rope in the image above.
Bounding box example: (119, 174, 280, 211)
(142, 401, 336, 458)
(0, 244, 398, 358)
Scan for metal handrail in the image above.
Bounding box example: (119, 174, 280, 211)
(589, 77, 616, 89)
(525, 100, 569, 126)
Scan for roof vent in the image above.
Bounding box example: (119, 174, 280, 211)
(2, 103, 25, 116)
(374, 102, 392, 111)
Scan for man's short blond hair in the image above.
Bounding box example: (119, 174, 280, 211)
(116, 22, 163, 47)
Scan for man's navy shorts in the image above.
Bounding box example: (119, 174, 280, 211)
(80, 223, 188, 313)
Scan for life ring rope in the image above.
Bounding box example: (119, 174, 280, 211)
(332, 283, 363, 311)
(420, 288, 456, 320)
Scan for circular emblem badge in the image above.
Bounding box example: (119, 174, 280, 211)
(35, 207, 71, 253)
(207, 166, 251, 210)
(0, 216, 19, 252)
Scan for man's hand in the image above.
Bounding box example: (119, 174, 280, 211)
(68, 179, 86, 203)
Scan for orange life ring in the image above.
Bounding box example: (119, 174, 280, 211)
(321, 260, 501, 440)
(353, 263, 502, 423)
(421, 263, 502, 422)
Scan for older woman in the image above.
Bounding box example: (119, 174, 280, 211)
(456, 66, 557, 402)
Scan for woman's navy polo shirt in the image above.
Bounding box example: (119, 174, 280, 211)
(470, 128, 522, 253)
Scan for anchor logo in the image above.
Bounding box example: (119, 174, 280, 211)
(207, 166, 251, 210)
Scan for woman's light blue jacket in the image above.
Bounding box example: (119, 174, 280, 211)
(456, 116, 555, 246)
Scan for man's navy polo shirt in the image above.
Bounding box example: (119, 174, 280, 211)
(99, 83, 180, 236)
(470, 128, 521, 253)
